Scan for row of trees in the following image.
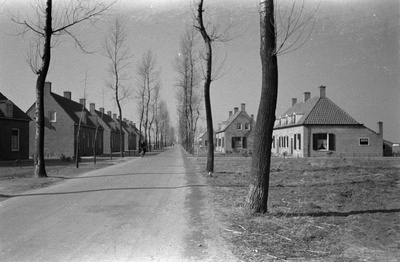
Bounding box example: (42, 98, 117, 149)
(191, 0, 315, 214)
(14, 0, 173, 178)
(174, 28, 203, 155)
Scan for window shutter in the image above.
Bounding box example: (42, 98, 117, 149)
(329, 134, 335, 151)
(313, 134, 318, 150)
(294, 134, 297, 149)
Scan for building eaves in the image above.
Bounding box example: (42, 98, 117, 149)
(0, 92, 31, 121)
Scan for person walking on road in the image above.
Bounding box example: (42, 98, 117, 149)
(140, 141, 146, 157)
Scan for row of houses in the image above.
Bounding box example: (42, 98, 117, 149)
(0, 82, 140, 161)
(199, 86, 397, 157)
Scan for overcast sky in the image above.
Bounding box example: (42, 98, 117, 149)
(0, 0, 399, 142)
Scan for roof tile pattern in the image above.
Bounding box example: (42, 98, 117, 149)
(304, 97, 359, 125)
(277, 95, 359, 128)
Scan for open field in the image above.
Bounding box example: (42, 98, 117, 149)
(196, 156, 400, 261)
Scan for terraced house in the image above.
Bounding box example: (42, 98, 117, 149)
(26, 82, 104, 159)
(272, 86, 383, 157)
(89, 103, 123, 155)
(0, 93, 31, 161)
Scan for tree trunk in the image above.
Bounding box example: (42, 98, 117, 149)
(196, 0, 214, 172)
(33, 0, 53, 178)
(245, 0, 278, 214)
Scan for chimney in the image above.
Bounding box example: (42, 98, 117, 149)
(79, 98, 86, 107)
(303, 92, 311, 102)
(64, 91, 71, 100)
(241, 103, 245, 112)
(44, 82, 51, 94)
(89, 103, 95, 114)
(378, 122, 383, 138)
(107, 111, 112, 116)
(229, 111, 232, 117)
(292, 98, 297, 106)
(319, 85, 326, 98)
(251, 114, 254, 121)
(113, 113, 117, 121)
(132, 123, 136, 128)
(234, 107, 239, 114)
(99, 107, 105, 114)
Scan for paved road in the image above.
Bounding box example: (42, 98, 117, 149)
(0, 146, 236, 262)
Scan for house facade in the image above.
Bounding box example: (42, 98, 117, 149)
(272, 86, 383, 158)
(26, 82, 104, 159)
(0, 93, 31, 160)
(215, 103, 255, 153)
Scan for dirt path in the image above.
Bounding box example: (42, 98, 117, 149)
(0, 146, 237, 262)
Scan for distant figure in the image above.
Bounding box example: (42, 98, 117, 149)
(140, 141, 146, 157)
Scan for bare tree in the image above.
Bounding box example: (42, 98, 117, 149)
(135, 49, 160, 152)
(245, 0, 315, 214)
(103, 17, 132, 158)
(13, 0, 114, 178)
(194, 0, 231, 172)
(174, 27, 203, 155)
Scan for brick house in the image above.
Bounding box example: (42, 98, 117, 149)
(272, 86, 383, 157)
(26, 82, 104, 159)
(89, 103, 122, 154)
(0, 93, 31, 160)
(215, 103, 255, 153)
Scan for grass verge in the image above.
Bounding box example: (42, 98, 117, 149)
(196, 156, 400, 261)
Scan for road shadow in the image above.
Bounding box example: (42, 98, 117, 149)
(0, 184, 210, 199)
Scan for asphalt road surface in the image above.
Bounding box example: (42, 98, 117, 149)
(0, 146, 237, 262)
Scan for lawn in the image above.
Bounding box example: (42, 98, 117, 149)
(196, 156, 400, 261)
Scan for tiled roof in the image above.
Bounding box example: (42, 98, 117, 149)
(0, 92, 31, 121)
(303, 97, 359, 125)
(276, 95, 359, 128)
(216, 110, 241, 133)
(51, 93, 100, 129)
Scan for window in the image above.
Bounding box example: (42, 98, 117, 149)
(245, 123, 250, 130)
(243, 137, 247, 148)
(6, 102, 13, 117)
(11, 129, 19, 151)
(237, 123, 242, 130)
(298, 134, 301, 150)
(232, 137, 242, 148)
(294, 134, 301, 150)
(218, 138, 221, 147)
(313, 133, 335, 151)
(272, 136, 275, 149)
(48, 111, 56, 122)
(222, 137, 224, 147)
(359, 137, 370, 146)
(205, 140, 208, 147)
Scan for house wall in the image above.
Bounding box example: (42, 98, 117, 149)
(75, 125, 103, 157)
(273, 125, 383, 158)
(307, 125, 382, 157)
(0, 119, 30, 160)
(215, 132, 225, 152)
(221, 113, 254, 153)
(27, 99, 75, 158)
(272, 125, 304, 157)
